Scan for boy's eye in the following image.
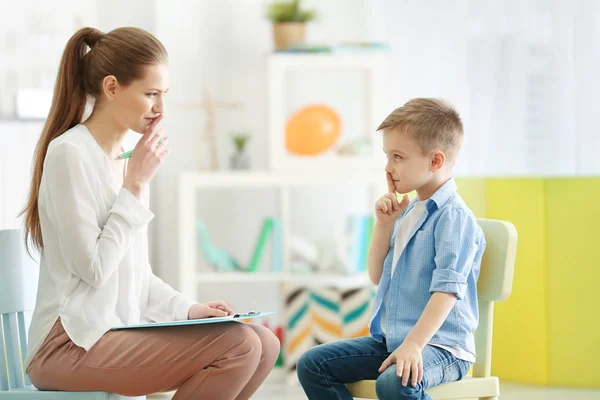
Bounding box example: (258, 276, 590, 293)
(394, 154, 403, 160)
(147, 93, 157, 97)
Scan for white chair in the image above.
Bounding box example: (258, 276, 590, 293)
(346, 218, 518, 400)
(0, 228, 146, 400)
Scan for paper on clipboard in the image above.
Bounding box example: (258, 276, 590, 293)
(111, 312, 276, 331)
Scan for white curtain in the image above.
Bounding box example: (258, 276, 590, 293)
(383, 0, 600, 177)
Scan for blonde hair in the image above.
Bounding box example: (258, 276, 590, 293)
(20, 26, 168, 255)
(377, 98, 464, 163)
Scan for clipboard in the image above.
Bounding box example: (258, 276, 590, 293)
(111, 311, 276, 331)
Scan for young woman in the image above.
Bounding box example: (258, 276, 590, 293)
(20, 26, 279, 400)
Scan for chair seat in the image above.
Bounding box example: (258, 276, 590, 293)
(346, 376, 500, 399)
(3, 386, 146, 400)
(2, 386, 110, 399)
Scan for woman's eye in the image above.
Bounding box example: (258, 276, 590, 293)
(147, 93, 157, 98)
(394, 154, 402, 160)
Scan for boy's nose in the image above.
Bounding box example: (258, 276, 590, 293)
(384, 162, 393, 174)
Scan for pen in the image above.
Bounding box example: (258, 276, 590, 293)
(114, 137, 166, 160)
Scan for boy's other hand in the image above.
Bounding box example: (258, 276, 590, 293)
(378, 339, 423, 387)
(375, 172, 409, 225)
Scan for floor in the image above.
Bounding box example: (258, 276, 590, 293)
(252, 383, 600, 400)
(252, 382, 600, 399)
(149, 378, 600, 399)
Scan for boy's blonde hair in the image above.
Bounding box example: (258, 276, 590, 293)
(377, 98, 464, 164)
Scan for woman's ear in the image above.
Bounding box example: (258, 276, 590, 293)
(102, 75, 118, 100)
(430, 151, 445, 172)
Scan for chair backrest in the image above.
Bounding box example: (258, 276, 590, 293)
(476, 219, 517, 303)
(0, 229, 40, 391)
(472, 219, 518, 378)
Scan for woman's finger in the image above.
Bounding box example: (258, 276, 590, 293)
(148, 130, 163, 148)
(154, 137, 169, 154)
(142, 114, 163, 141)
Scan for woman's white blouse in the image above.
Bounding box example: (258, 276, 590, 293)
(25, 124, 196, 368)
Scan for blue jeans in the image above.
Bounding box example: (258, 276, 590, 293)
(297, 336, 471, 400)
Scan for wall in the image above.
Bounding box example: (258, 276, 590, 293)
(456, 178, 600, 388)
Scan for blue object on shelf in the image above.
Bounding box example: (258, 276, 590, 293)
(196, 218, 283, 273)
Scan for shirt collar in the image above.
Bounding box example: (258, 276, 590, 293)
(427, 178, 457, 209)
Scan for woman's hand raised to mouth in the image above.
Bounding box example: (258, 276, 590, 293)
(124, 114, 170, 199)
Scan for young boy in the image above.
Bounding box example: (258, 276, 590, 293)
(297, 98, 486, 400)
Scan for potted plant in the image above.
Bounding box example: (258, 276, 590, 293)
(267, 0, 317, 50)
(230, 133, 251, 170)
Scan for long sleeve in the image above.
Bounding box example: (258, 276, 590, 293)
(43, 142, 155, 289)
(143, 268, 197, 322)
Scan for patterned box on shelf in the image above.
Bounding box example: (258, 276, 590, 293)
(283, 283, 375, 383)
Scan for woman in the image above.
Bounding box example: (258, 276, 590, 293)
(20, 26, 279, 400)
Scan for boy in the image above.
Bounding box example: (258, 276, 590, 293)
(297, 98, 486, 400)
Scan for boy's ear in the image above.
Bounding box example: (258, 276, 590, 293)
(430, 151, 445, 172)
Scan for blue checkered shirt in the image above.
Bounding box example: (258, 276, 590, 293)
(369, 178, 486, 357)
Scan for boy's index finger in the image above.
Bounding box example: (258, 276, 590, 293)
(386, 172, 396, 194)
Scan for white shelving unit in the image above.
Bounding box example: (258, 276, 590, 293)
(267, 53, 388, 172)
(194, 272, 371, 288)
(178, 171, 383, 300)
(178, 52, 389, 308)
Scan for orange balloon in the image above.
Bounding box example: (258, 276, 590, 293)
(285, 105, 341, 155)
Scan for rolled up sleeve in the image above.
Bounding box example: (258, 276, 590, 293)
(430, 208, 480, 300)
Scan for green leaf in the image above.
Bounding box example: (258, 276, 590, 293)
(267, 0, 317, 23)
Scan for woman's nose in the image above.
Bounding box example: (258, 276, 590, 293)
(153, 99, 164, 114)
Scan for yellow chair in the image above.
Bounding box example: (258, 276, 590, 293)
(346, 219, 517, 400)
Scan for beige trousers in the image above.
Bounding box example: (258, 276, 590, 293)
(27, 318, 280, 400)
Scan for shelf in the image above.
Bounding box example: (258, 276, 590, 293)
(195, 272, 372, 288)
(268, 52, 388, 69)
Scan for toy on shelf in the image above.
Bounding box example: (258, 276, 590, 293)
(285, 104, 341, 156)
(196, 218, 282, 273)
(335, 137, 372, 156)
(288, 214, 374, 275)
(179, 88, 242, 170)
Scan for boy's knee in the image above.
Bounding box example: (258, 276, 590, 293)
(296, 347, 322, 382)
(376, 368, 423, 400)
(296, 349, 313, 376)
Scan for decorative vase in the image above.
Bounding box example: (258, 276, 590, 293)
(230, 151, 250, 170)
(272, 22, 306, 50)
